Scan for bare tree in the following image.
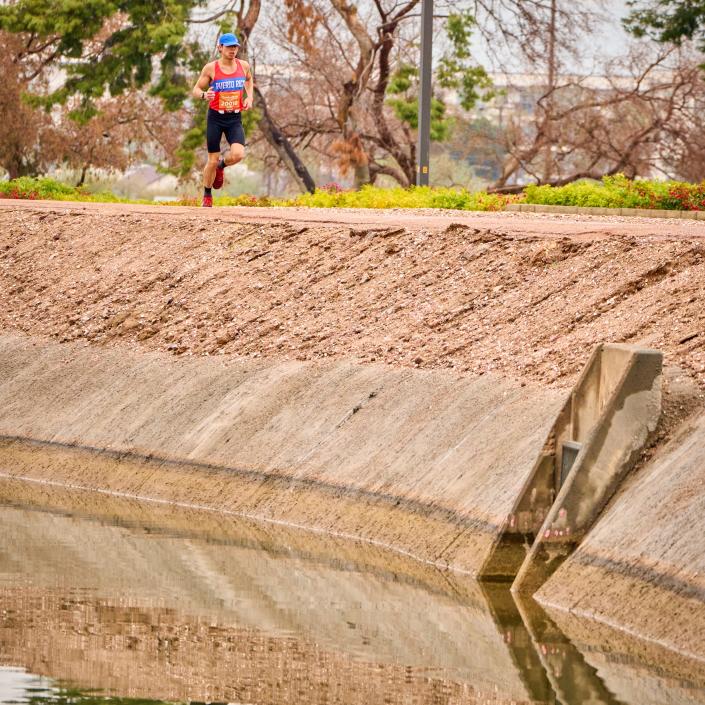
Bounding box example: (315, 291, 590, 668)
(469, 0, 602, 68)
(269, 0, 422, 187)
(259, 0, 612, 189)
(233, 0, 316, 192)
(491, 45, 705, 189)
(267, 1, 480, 187)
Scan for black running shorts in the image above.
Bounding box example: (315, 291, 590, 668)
(206, 108, 245, 153)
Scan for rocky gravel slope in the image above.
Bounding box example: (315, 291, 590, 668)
(2, 205, 704, 392)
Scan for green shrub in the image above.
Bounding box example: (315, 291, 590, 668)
(7, 173, 705, 213)
(281, 184, 517, 211)
(215, 194, 276, 207)
(524, 174, 705, 211)
(0, 176, 154, 203)
(0, 176, 77, 200)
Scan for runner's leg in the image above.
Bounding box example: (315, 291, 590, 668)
(204, 152, 221, 188)
(204, 110, 224, 189)
(220, 117, 246, 176)
(224, 142, 245, 167)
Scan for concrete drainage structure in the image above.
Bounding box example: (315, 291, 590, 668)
(478, 344, 663, 591)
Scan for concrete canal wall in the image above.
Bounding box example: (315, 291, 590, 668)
(0, 333, 563, 575)
(1, 332, 704, 660)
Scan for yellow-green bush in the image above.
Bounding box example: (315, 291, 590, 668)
(279, 184, 516, 211)
(524, 175, 705, 211)
(6, 174, 705, 212)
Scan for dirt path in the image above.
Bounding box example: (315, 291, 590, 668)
(4, 197, 705, 239)
(2, 200, 705, 392)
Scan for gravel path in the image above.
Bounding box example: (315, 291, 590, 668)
(4, 198, 705, 239)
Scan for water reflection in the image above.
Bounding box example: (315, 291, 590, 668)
(0, 489, 704, 705)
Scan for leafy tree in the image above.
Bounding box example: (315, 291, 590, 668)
(386, 65, 452, 141)
(387, 12, 493, 144)
(0, 23, 186, 182)
(0, 0, 211, 179)
(0, 31, 55, 178)
(437, 12, 494, 111)
(625, 1, 705, 48)
(0, 0, 293, 187)
(0, 0, 204, 118)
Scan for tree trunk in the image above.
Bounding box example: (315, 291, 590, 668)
(76, 164, 88, 187)
(330, 0, 375, 187)
(370, 23, 416, 186)
(370, 162, 410, 186)
(238, 1, 315, 193)
(254, 87, 316, 194)
(354, 162, 370, 189)
(541, 0, 558, 183)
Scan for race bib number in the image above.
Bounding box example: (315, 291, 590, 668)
(218, 91, 242, 111)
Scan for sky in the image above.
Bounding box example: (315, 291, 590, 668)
(589, 1, 634, 58)
(196, 0, 639, 74)
(471, 0, 636, 73)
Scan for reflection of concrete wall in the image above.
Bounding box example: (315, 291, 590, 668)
(0, 593, 518, 705)
(544, 611, 705, 705)
(538, 410, 705, 662)
(581, 650, 705, 705)
(0, 333, 563, 575)
(4, 499, 704, 704)
(0, 505, 532, 703)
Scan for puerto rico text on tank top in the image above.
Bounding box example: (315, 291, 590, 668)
(209, 60, 246, 112)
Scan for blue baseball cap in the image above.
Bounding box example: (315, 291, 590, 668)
(218, 33, 240, 47)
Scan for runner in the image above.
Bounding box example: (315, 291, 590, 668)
(192, 33, 253, 207)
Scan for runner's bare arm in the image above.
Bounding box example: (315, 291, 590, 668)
(192, 64, 216, 102)
(242, 61, 254, 110)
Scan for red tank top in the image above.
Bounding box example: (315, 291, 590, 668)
(209, 60, 247, 112)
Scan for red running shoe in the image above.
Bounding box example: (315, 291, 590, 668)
(202, 194, 213, 207)
(212, 165, 225, 189)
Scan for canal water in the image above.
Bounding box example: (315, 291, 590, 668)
(1, 498, 704, 705)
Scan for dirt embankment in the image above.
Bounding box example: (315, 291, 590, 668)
(1, 205, 705, 392)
